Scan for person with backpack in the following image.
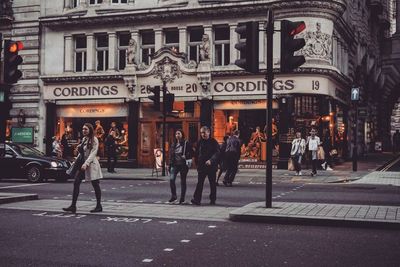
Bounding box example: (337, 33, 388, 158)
(223, 130, 241, 187)
(168, 129, 192, 204)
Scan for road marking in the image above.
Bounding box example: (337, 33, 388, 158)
(163, 248, 174, 252)
(208, 225, 217, 228)
(142, 259, 153, 263)
(180, 240, 190, 243)
(159, 220, 177, 225)
(0, 183, 50, 189)
(195, 232, 204, 236)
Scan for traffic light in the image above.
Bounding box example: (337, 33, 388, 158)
(280, 20, 306, 73)
(164, 93, 175, 113)
(148, 85, 160, 111)
(3, 40, 24, 84)
(234, 21, 259, 73)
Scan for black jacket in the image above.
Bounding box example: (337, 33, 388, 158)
(194, 138, 220, 172)
(169, 140, 193, 167)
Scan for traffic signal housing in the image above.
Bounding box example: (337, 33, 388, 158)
(148, 85, 160, 111)
(234, 21, 259, 74)
(164, 93, 175, 113)
(3, 40, 24, 84)
(280, 20, 306, 73)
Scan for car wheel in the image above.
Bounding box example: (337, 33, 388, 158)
(26, 165, 43, 183)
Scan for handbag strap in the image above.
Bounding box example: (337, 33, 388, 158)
(183, 141, 187, 158)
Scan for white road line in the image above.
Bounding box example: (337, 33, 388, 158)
(195, 232, 204, 236)
(142, 259, 153, 263)
(163, 248, 174, 252)
(208, 225, 217, 228)
(0, 183, 50, 189)
(180, 240, 190, 243)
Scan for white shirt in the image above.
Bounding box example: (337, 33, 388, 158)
(307, 136, 320, 151)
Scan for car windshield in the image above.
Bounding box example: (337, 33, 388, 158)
(9, 144, 44, 157)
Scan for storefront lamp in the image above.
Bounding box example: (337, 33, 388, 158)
(18, 109, 26, 126)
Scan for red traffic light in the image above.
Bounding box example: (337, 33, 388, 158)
(289, 22, 306, 36)
(8, 41, 24, 53)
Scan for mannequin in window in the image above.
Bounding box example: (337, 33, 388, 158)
(225, 116, 238, 136)
(245, 126, 265, 159)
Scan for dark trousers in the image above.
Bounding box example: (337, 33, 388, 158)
(223, 152, 239, 183)
(107, 151, 117, 172)
(170, 164, 189, 201)
(71, 172, 101, 207)
(193, 170, 217, 203)
(312, 159, 318, 174)
(292, 154, 302, 172)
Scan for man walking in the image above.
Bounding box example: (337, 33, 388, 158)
(306, 128, 320, 176)
(223, 130, 241, 186)
(191, 126, 220, 205)
(393, 130, 400, 154)
(105, 130, 117, 173)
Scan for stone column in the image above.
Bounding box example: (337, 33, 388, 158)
(337, 41, 342, 73)
(179, 27, 187, 54)
(64, 35, 73, 72)
(332, 34, 338, 67)
(155, 29, 162, 51)
(204, 25, 213, 63)
(258, 21, 265, 64)
(229, 23, 238, 64)
(108, 32, 117, 70)
(344, 46, 349, 75)
(397, 0, 400, 33)
(87, 33, 95, 72)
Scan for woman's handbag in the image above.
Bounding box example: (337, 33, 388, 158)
(66, 140, 86, 179)
(317, 146, 325, 160)
(183, 141, 192, 168)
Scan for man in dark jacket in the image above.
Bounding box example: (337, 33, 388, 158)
(223, 130, 241, 186)
(191, 126, 220, 205)
(105, 131, 117, 173)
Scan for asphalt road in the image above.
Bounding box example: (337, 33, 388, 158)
(0, 178, 399, 207)
(1, 208, 399, 267)
(385, 154, 400, 171)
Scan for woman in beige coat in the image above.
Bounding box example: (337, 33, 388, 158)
(63, 123, 103, 213)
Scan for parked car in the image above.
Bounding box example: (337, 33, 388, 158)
(0, 142, 71, 183)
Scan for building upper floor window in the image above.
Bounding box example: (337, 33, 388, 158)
(96, 34, 109, 71)
(214, 25, 230, 66)
(89, 0, 103, 5)
(75, 36, 87, 72)
(118, 33, 130, 70)
(112, 0, 128, 3)
(72, 0, 79, 8)
(140, 30, 155, 65)
(188, 27, 204, 63)
(164, 28, 179, 52)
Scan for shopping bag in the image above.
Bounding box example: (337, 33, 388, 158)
(329, 149, 338, 156)
(317, 146, 325, 160)
(288, 158, 295, 171)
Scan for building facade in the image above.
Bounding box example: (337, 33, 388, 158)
(2, 0, 394, 167)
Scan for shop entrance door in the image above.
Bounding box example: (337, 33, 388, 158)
(239, 110, 266, 146)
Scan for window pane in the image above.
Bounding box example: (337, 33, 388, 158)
(76, 36, 86, 49)
(215, 44, 222, 66)
(119, 50, 126, 70)
(90, 0, 95, 4)
(98, 0, 103, 3)
(97, 35, 108, 48)
(189, 28, 204, 42)
(97, 52, 104, 71)
(112, 0, 118, 3)
(121, 0, 127, 3)
(224, 44, 230, 65)
(76, 53, 82, 72)
(214, 26, 229, 40)
(165, 29, 179, 44)
(142, 49, 150, 65)
(119, 33, 130, 46)
(189, 46, 198, 61)
(141, 31, 155, 45)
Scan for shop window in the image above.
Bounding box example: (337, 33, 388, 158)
(164, 28, 179, 52)
(118, 32, 130, 70)
(214, 25, 230, 66)
(188, 27, 204, 62)
(74, 35, 87, 72)
(294, 96, 318, 117)
(96, 34, 109, 71)
(112, 0, 128, 3)
(140, 30, 155, 65)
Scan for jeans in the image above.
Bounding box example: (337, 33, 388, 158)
(292, 154, 302, 172)
(169, 164, 189, 201)
(193, 170, 217, 203)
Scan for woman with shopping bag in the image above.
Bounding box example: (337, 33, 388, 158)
(290, 130, 306, 176)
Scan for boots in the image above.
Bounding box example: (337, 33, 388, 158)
(62, 206, 76, 213)
(90, 204, 103, 213)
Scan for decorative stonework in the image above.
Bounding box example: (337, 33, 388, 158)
(300, 22, 332, 62)
(151, 57, 182, 83)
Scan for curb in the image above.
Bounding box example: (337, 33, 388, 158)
(0, 193, 39, 204)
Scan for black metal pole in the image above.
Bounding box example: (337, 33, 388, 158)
(352, 102, 358, 171)
(162, 80, 167, 176)
(265, 10, 274, 208)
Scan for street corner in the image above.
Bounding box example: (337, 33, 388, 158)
(0, 192, 38, 204)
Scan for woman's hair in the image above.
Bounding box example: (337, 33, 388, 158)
(175, 129, 185, 140)
(83, 123, 95, 149)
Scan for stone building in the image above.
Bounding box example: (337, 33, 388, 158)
(1, 0, 396, 167)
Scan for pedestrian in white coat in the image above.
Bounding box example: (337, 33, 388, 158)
(290, 130, 306, 176)
(63, 123, 103, 213)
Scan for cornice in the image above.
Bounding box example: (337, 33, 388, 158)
(40, 0, 346, 29)
(40, 74, 123, 84)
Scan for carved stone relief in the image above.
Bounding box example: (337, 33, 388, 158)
(300, 22, 332, 62)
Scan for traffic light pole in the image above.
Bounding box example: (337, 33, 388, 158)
(265, 10, 274, 208)
(162, 80, 167, 176)
(352, 102, 358, 171)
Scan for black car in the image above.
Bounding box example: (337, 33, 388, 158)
(0, 142, 71, 183)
